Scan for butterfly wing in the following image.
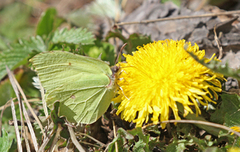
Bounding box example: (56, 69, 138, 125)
(31, 51, 116, 124)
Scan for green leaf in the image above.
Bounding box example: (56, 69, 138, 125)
(0, 129, 13, 152)
(166, 141, 177, 152)
(51, 28, 95, 45)
(0, 2, 34, 41)
(0, 36, 46, 80)
(203, 147, 223, 152)
(30, 51, 116, 124)
(145, 125, 161, 135)
(176, 103, 221, 136)
(0, 79, 15, 106)
(81, 40, 115, 65)
(108, 128, 133, 152)
(117, 128, 134, 140)
(36, 8, 57, 37)
(105, 31, 151, 54)
(166, 139, 192, 152)
(133, 140, 145, 152)
(126, 33, 152, 54)
(128, 128, 150, 151)
(211, 94, 240, 127)
(107, 134, 125, 152)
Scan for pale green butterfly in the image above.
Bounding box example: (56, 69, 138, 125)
(30, 51, 119, 124)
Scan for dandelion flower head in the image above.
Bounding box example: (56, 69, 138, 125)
(115, 39, 225, 128)
(230, 126, 240, 135)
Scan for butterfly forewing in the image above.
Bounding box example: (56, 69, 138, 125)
(31, 51, 116, 124)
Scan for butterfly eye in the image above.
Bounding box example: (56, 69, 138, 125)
(111, 66, 120, 74)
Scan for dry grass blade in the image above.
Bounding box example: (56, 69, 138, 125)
(7, 67, 32, 152)
(67, 125, 86, 152)
(38, 129, 54, 152)
(0, 98, 40, 111)
(77, 132, 106, 147)
(21, 99, 39, 151)
(214, 25, 223, 60)
(7, 68, 46, 139)
(6, 66, 39, 151)
(112, 120, 118, 152)
(6, 66, 30, 151)
(11, 99, 22, 152)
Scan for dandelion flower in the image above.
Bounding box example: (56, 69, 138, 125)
(228, 147, 240, 152)
(115, 39, 225, 128)
(230, 126, 240, 135)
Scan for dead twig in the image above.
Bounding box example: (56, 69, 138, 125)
(115, 10, 240, 26)
(142, 119, 240, 137)
(77, 132, 106, 147)
(68, 125, 86, 152)
(213, 25, 223, 60)
(112, 120, 118, 152)
(0, 98, 40, 111)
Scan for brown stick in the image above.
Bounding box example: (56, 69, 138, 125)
(115, 10, 240, 26)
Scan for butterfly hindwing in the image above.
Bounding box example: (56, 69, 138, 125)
(31, 51, 116, 124)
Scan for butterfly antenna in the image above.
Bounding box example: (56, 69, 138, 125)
(115, 43, 127, 65)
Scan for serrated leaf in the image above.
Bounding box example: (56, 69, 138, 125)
(0, 36, 46, 80)
(36, 8, 57, 37)
(133, 140, 145, 152)
(51, 28, 95, 45)
(0, 129, 12, 152)
(148, 137, 164, 151)
(128, 128, 150, 151)
(167, 140, 193, 152)
(211, 94, 240, 127)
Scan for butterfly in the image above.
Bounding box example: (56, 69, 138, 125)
(30, 51, 118, 124)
